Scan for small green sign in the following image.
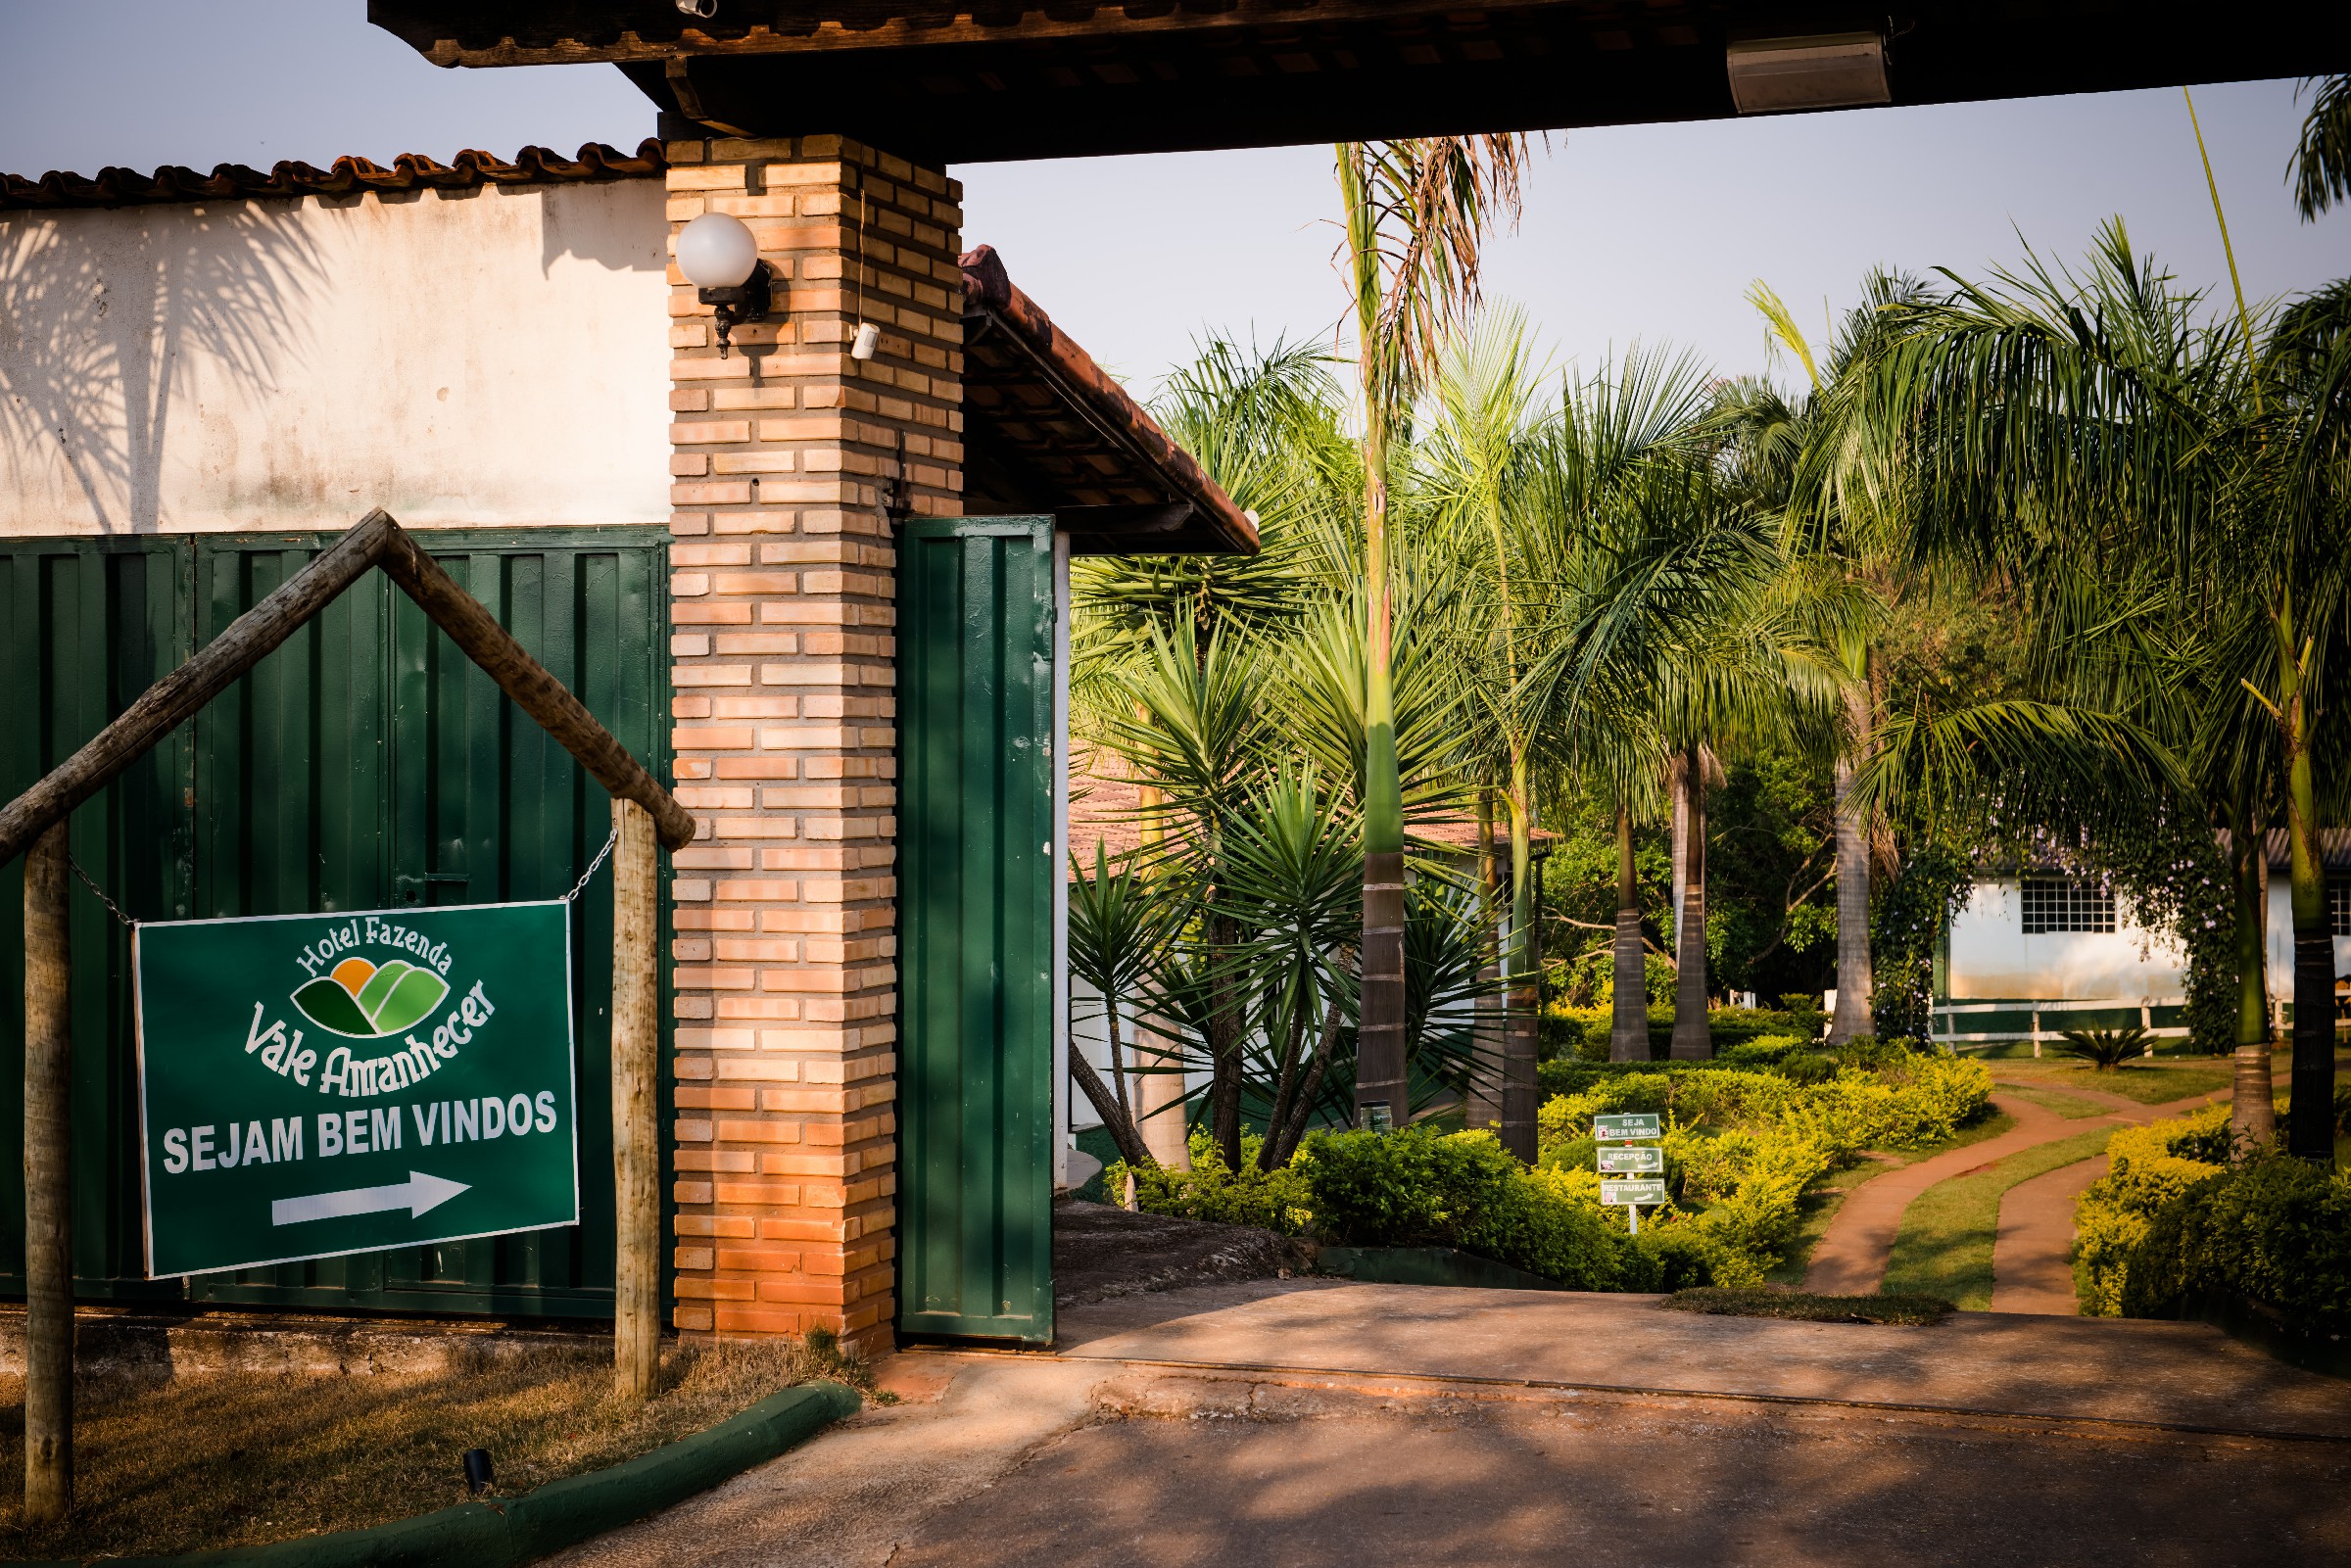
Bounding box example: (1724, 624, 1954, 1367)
(1600, 1178, 1669, 1207)
(134, 902, 581, 1279)
(1593, 1113, 1662, 1142)
(1597, 1145, 1665, 1174)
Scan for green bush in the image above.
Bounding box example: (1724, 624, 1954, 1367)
(1107, 1131, 1314, 1235)
(2118, 1154, 2351, 1334)
(1536, 1056, 1991, 1159)
(2074, 1104, 2351, 1334)
(1298, 1127, 1631, 1289)
(2072, 1106, 2231, 1315)
(1536, 1006, 1825, 1066)
(1110, 1049, 1991, 1300)
(2055, 1026, 2149, 1070)
(1531, 1055, 1991, 1283)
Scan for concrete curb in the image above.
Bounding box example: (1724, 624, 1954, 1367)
(95, 1379, 861, 1568)
(1312, 1245, 1562, 1292)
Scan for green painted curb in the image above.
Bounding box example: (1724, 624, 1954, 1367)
(102, 1378, 862, 1568)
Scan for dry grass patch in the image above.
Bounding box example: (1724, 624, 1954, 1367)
(0, 1332, 868, 1562)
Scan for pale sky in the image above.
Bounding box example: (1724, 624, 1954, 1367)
(4, 2, 2343, 397)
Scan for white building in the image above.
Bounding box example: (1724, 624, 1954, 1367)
(1939, 842, 2351, 1047)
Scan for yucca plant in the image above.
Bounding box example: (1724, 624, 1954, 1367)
(2055, 1026, 2150, 1071)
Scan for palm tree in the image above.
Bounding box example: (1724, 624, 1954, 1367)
(1335, 135, 1528, 1130)
(1728, 281, 1915, 1047)
(1539, 349, 1719, 1063)
(1422, 314, 1553, 1153)
(1868, 223, 2350, 1158)
(1522, 373, 1852, 1061)
(2292, 74, 2351, 221)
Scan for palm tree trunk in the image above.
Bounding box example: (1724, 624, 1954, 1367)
(1208, 910, 1248, 1168)
(1829, 679, 1874, 1046)
(1356, 431, 1410, 1134)
(1467, 787, 1504, 1135)
(1610, 805, 1649, 1062)
(2279, 631, 2335, 1163)
(1131, 1019, 1192, 1170)
(2231, 796, 2279, 1153)
(1068, 1046, 1153, 1169)
(1670, 744, 1712, 1060)
(1500, 756, 1538, 1160)
(1670, 763, 1689, 958)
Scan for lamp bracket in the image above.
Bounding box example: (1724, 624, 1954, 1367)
(698, 261, 774, 358)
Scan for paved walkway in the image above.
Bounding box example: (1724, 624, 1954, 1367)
(1804, 1077, 2231, 1303)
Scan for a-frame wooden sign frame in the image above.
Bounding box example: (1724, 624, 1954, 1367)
(0, 508, 695, 1522)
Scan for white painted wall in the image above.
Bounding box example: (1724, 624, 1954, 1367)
(1946, 876, 2351, 1000)
(0, 179, 670, 536)
(1945, 880, 2184, 1001)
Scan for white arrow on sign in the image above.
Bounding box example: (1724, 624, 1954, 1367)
(271, 1171, 471, 1227)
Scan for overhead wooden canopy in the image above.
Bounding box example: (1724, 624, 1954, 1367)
(368, 2, 2351, 164)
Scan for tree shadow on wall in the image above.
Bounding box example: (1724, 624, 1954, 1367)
(0, 196, 326, 534)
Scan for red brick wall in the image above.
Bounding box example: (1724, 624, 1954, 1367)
(662, 135, 962, 1347)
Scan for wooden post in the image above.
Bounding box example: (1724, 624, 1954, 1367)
(23, 822, 72, 1523)
(610, 797, 661, 1399)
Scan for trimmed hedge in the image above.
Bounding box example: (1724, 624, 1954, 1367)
(2072, 1106, 2232, 1316)
(1113, 1050, 1991, 1294)
(2076, 1106, 2351, 1334)
(1539, 1005, 1827, 1065)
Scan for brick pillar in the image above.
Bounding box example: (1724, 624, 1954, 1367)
(663, 135, 962, 1348)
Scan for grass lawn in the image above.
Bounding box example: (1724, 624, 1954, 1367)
(0, 1336, 867, 1562)
(1763, 1111, 2018, 1288)
(1989, 1062, 2231, 1106)
(1880, 1127, 2118, 1309)
(1991, 1084, 2113, 1119)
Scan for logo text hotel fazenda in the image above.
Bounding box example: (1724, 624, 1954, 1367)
(236, 915, 509, 1102)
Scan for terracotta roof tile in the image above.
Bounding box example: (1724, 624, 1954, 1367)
(0, 141, 666, 213)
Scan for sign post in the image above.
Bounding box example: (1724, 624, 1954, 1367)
(134, 901, 581, 1278)
(1593, 1113, 1665, 1234)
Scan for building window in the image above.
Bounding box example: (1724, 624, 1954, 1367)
(2020, 878, 2115, 934)
(2332, 876, 2351, 938)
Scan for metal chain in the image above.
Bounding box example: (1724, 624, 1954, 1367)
(564, 828, 620, 904)
(69, 856, 135, 928)
(66, 832, 618, 923)
(61, 831, 618, 925)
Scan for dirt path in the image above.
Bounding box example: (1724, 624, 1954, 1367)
(1802, 1094, 2069, 1295)
(1990, 1154, 2111, 1314)
(1977, 1080, 2235, 1314)
(1805, 1076, 2233, 1301)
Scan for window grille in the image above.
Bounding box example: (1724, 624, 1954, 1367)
(2332, 876, 2351, 938)
(2019, 879, 2114, 934)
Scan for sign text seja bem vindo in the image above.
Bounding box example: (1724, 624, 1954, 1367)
(135, 901, 581, 1277)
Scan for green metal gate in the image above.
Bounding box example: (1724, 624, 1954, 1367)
(0, 529, 668, 1317)
(897, 516, 1055, 1343)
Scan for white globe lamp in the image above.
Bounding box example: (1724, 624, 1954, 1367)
(675, 212, 771, 357)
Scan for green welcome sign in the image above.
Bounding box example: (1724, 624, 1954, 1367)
(134, 902, 581, 1278)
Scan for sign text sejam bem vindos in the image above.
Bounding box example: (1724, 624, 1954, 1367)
(134, 902, 581, 1278)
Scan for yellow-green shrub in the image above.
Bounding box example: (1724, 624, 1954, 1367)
(2120, 1153, 2351, 1332)
(1109, 1131, 1314, 1235)
(2071, 1106, 2231, 1315)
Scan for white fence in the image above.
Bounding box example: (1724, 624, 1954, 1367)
(1931, 995, 2184, 1056)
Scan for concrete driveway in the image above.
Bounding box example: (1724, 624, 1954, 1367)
(547, 1283, 2351, 1568)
